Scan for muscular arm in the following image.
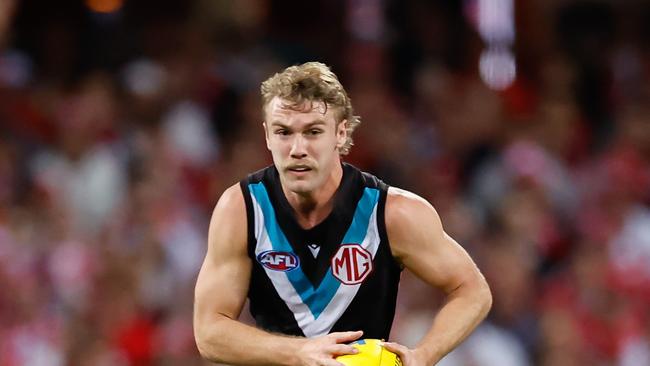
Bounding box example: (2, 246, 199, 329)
(193, 184, 360, 365)
(194, 184, 299, 365)
(385, 188, 492, 364)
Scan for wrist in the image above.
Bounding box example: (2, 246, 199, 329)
(282, 337, 308, 366)
(414, 345, 442, 365)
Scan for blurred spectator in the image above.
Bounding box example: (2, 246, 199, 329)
(1, 0, 650, 364)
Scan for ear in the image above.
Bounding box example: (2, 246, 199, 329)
(336, 119, 348, 149)
(263, 122, 271, 151)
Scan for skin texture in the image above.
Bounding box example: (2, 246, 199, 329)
(380, 188, 492, 364)
(264, 97, 348, 228)
(193, 97, 492, 366)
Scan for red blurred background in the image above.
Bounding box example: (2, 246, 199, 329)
(1, 0, 650, 365)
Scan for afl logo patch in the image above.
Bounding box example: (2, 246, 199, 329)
(257, 251, 300, 272)
(331, 244, 373, 285)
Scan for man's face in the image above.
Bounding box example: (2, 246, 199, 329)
(264, 97, 347, 194)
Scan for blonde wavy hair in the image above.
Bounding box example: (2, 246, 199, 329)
(261, 62, 361, 155)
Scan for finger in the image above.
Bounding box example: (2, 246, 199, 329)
(380, 342, 409, 356)
(327, 344, 360, 356)
(328, 330, 364, 343)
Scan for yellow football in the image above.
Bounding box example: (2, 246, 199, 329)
(336, 339, 402, 366)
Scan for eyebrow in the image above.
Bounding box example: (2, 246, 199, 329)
(268, 120, 327, 128)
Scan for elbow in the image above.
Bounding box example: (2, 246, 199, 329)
(196, 346, 222, 364)
(194, 327, 216, 362)
(477, 275, 493, 319)
(449, 272, 492, 321)
(456, 271, 492, 320)
(194, 319, 226, 363)
(195, 331, 228, 364)
(195, 339, 212, 362)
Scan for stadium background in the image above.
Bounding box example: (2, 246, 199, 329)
(1, 0, 650, 364)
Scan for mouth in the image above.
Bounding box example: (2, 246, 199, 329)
(286, 165, 313, 174)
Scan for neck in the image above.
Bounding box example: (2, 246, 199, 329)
(283, 163, 343, 229)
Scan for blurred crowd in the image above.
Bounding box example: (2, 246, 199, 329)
(1, 0, 650, 365)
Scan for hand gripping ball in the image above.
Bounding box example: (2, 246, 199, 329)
(336, 339, 402, 366)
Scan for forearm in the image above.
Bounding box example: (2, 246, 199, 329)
(195, 315, 305, 366)
(415, 281, 492, 364)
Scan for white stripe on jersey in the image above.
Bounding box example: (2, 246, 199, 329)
(250, 193, 381, 337)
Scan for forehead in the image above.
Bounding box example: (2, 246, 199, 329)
(265, 97, 337, 124)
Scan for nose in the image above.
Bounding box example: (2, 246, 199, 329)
(289, 134, 307, 159)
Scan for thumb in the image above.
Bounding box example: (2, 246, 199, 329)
(380, 342, 409, 357)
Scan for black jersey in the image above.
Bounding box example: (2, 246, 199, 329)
(240, 163, 402, 339)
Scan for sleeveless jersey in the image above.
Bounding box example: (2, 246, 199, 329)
(240, 163, 402, 339)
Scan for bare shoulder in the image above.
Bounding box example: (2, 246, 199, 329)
(385, 187, 487, 294)
(385, 187, 444, 260)
(386, 187, 436, 210)
(195, 183, 252, 329)
(385, 187, 443, 235)
(213, 183, 246, 216)
(207, 183, 247, 254)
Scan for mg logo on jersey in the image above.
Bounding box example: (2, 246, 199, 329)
(257, 251, 300, 272)
(331, 244, 373, 285)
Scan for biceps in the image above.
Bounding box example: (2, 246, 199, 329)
(402, 233, 479, 293)
(195, 253, 252, 321)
